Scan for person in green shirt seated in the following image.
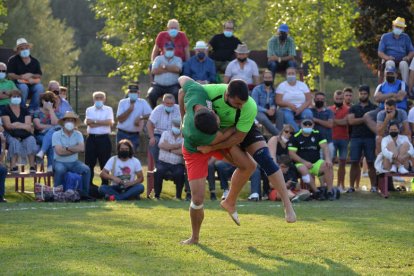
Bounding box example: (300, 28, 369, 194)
(0, 62, 17, 107)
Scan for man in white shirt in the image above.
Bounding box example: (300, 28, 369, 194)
(85, 91, 114, 188)
(116, 84, 152, 152)
(147, 93, 181, 163)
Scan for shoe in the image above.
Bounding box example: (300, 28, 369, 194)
(81, 195, 96, 202)
(29, 167, 36, 173)
(262, 194, 269, 201)
(36, 150, 44, 160)
(327, 192, 335, 201)
(398, 165, 409, 174)
(185, 193, 191, 201)
(291, 193, 311, 203)
(337, 187, 346, 194)
(248, 192, 259, 201)
(210, 192, 217, 201)
(370, 187, 377, 193)
(346, 187, 355, 193)
(393, 176, 405, 182)
(221, 189, 229, 200)
(0, 197, 7, 203)
(362, 172, 369, 177)
(47, 165, 53, 172)
(390, 165, 397, 173)
(105, 195, 115, 201)
(10, 167, 19, 174)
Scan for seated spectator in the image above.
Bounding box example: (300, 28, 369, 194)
(48, 80, 73, 115)
(251, 70, 279, 135)
(276, 67, 313, 132)
(288, 118, 334, 200)
(33, 92, 61, 172)
(0, 132, 7, 202)
(154, 119, 185, 199)
(147, 93, 180, 164)
(148, 42, 182, 108)
(6, 38, 44, 111)
(378, 17, 414, 84)
(268, 124, 295, 162)
(0, 62, 17, 108)
(209, 20, 242, 74)
(52, 112, 90, 197)
(1, 89, 37, 173)
(151, 19, 190, 63)
(311, 92, 334, 158)
(375, 122, 414, 174)
(267, 23, 296, 78)
(116, 84, 152, 152)
(59, 86, 68, 100)
(224, 43, 259, 90)
(99, 139, 144, 201)
(183, 41, 216, 84)
(343, 87, 354, 107)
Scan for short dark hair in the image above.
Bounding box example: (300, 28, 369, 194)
(334, 90, 343, 96)
(227, 79, 249, 101)
(315, 92, 325, 98)
(385, 99, 396, 107)
(388, 121, 399, 129)
(117, 139, 134, 158)
(343, 87, 353, 93)
(278, 154, 292, 166)
(194, 108, 219, 135)
(358, 85, 370, 93)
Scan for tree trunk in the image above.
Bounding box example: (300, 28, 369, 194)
(317, 0, 325, 92)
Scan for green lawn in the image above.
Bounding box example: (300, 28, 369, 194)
(1, 169, 414, 275)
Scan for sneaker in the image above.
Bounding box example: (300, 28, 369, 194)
(10, 167, 19, 174)
(362, 172, 369, 177)
(291, 193, 311, 203)
(105, 195, 115, 201)
(398, 165, 409, 174)
(29, 167, 36, 173)
(0, 197, 7, 203)
(346, 187, 355, 193)
(337, 187, 346, 194)
(210, 192, 217, 201)
(47, 165, 53, 172)
(370, 187, 377, 193)
(327, 191, 335, 201)
(36, 150, 44, 159)
(393, 176, 405, 182)
(221, 189, 229, 200)
(185, 193, 191, 201)
(248, 192, 259, 201)
(390, 165, 397, 173)
(262, 194, 269, 201)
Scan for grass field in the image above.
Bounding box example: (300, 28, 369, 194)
(1, 168, 414, 275)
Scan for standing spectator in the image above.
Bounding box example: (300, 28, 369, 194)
(48, 80, 73, 115)
(1, 90, 37, 173)
(311, 92, 334, 158)
(85, 91, 114, 189)
(52, 112, 90, 197)
(224, 43, 259, 90)
(147, 94, 180, 163)
(347, 85, 377, 193)
(0, 62, 17, 108)
(329, 90, 349, 192)
(251, 70, 279, 135)
(148, 42, 182, 108)
(99, 139, 145, 201)
(116, 84, 152, 152)
(151, 19, 190, 62)
(267, 23, 296, 78)
(6, 38, 44, 111)
(183, 41, 216, 84)
(0, 132, 7, 202)
(154, 119, 185, 200)
(209, 20, 242, 74)
(275, 67, 313, 132)
(343, 87, 354, 107)
(378, 17, 414, 84)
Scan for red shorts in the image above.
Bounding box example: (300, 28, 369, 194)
(182, 146, 227, 181)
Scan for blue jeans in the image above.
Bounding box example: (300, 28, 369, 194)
(268, 60, 296, 78)
(0, 165, 6, 198)
(17, 83, 44, 111)
(333, 139, 349, 161)
(36, 127, 59, 167)
(116, 130, 140, 153)
(53, 160, 91, 196)
(215, 161, 235, 190)
(281, 107, 313, 132)
(256, 111, 279, 135)
(99, 184, 144, 200)
(148, 134, 161, 164)
(249, 167, 262, 195)
(154, 161, 185, 198)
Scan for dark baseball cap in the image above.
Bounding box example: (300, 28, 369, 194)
(164, 41, 175, 49)
(128, 84, 139, 92)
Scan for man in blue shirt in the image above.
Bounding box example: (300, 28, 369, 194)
(378, 17, 414, 84)
(311, 92, 334, 159)
(183, 41, 216, 84)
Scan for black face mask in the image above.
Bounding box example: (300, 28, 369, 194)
(315, 101, 324, 108)
(360, 97, 369, 103)
(389, 131, 399, 138)
(279, 32, 287, 42)
(237, 57, 247, 63)
(334, 102, 343, 108)
(386, 76, 395, 83)
(118, 151, 130, 159)
(264, 81, 273, 87)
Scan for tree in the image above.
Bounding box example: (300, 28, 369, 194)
(266, 0, 358, 91)
(93, 0, 246, 81)
(0, 1, 7, 45)
(1, 0, 80, 82)
(353, 0, 414, 73)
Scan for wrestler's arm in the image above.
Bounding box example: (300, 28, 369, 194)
(198, 130, 247, 153)
(209, 127, 236, 145)
(178, 88, 185, 122)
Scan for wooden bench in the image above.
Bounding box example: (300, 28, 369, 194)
(7, 166, 53, 193)
(377, 172, 414, 198)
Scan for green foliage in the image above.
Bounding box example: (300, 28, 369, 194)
(266, 0, 358, 91)
(1, 0, 80, 82)
(354, 0, 414, 72)
(93, 0, 246, 81)
(0, 0, 7, 45)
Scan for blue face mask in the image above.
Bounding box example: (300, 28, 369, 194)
(20, 49, 30, 58)
(11, 97, 22, 105)
(165, 50, 174, 58)
(129, 93, 138, 102)
(392, 27, 403, 36)
(302, 127, 313, 134)
(287, 75, 296, 83)
(95, 100, 104, 108)
(0, 72, 6, 79)
(224, 31, 233, 38)
(197, 52, 206, 60)
(168, 29, 178, 38)
(164, 106, 173, 113)
(172, 127, 181, 135)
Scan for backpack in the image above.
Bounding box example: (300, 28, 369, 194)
(64, 172, 82, 192)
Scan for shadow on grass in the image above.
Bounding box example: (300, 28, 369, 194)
(198, 244, 358, 275)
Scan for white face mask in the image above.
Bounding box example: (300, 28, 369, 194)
(64, 122, 75, 131)
(281, 136, 289, 143)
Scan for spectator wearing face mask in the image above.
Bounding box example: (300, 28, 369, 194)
(47, 80, 73, 116)
(267, 24, 297, 79)
(183, 41, 216, 84)
(0, 62, 17, 108)
(147, 93, 181, 163)
(311, 92, 334, 158)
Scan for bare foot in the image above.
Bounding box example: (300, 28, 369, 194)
(180, 237, 199, 245)
(284, 206, 297, 223)
(220, 200, 240, 226)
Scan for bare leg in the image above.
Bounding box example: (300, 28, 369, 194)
(320, 162, 333, 192)
(297, 165, 317, 192)
(181, 178, 205, 245)
(409, 66, 414, 97)
(397, 142, 410, 168)
(350, 162, 360, 189)
(28, 154, 35, 168)
(11, 155, 18, 169)
(337, 160, 346, 189)
(367, 162, 377, 188)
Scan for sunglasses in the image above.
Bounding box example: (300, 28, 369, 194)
(284, 130, 293, 135)
(0, 70, 6, 73)
(302, 121, 313, 126)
